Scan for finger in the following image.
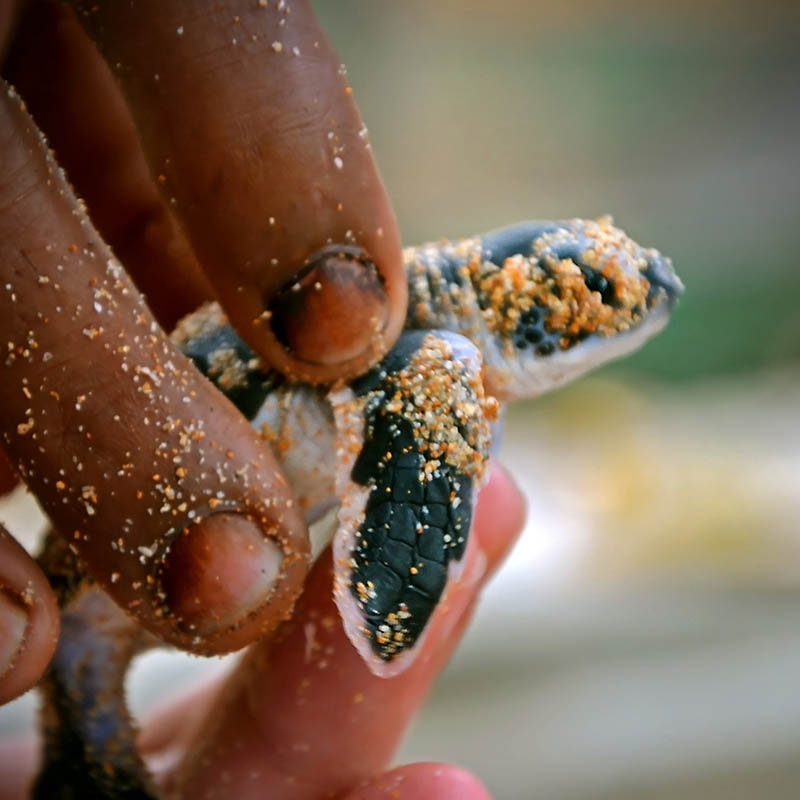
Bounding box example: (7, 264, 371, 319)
(472, 462, 527, 579)
(0, 1, 20, 59)
(0, 447, 18, 496)
(342, 763, 492, 800)
(0, 526, 59, 706)
(136, 464, 524, 753)
(72, 0, 407, 385)
(0, 89, 309, 654)
(137, 672, 225, 780)
(3, 1, 215, 330)
(167, 465, 524, 799)
(0, 734, 37, 800)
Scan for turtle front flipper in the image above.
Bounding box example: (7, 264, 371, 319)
(329, 330, 497, 677)
(35, 534, 158, 800)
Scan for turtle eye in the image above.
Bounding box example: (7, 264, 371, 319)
(583, 270, 616, 306)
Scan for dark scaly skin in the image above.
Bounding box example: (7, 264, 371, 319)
(34, 220, 681, 797)
(346, 335, 476, 659)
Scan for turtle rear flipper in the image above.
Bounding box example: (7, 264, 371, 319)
(35, 535, 158, 800)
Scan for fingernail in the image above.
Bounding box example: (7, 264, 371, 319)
(159, 513, 284, 636)
(0, 589, 28, 679)
(268, 246, 389, 366)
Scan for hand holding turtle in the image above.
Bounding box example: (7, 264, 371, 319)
(0, 0, 409, 708)
(0, 465, 524, 799)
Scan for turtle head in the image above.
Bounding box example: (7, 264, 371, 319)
(474, 217, 683, 401)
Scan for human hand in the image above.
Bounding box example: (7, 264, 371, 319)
(0, 466, 525, 800)
(0, 0, 409, 706)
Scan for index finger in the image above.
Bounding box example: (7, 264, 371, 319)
(70, 0, 408, 384)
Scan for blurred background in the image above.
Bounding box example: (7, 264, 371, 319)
(3, 1, 800, 797)
(315, 1, 800, 797)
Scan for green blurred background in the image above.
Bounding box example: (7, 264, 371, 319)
(316, 0, 800, 381)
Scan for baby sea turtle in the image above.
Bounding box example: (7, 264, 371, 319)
(34, 217, 682, 798)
